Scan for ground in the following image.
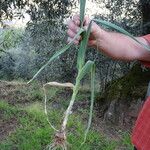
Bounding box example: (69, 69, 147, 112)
(0, 80, 133, 150)
(96, 64, 150, 132)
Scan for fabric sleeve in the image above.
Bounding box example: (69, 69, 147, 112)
(140, 34, 150, 68)
(142, 34, 150, 43)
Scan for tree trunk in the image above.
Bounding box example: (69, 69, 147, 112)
(96, 64, 150, 129)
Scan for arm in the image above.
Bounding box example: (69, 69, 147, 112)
(67, 15, 150, 62)
(96, 31, 150, 61)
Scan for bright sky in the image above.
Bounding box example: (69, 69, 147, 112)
(2, 13, 30, 28)
(2, 0, 139, 28)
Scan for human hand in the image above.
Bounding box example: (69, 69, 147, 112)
(67, 15, 104, 47)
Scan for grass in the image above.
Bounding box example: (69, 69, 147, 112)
(0, 101, 19, 119)
(0, 100, 116, 150)
(120, 132, 134, 150)
(0, 82, 133, 150)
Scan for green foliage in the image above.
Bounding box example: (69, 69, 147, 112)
(1, 0, 150, 88)
(1, 0, 148, 88)
(77, 22, 92, 71)
(0, 29, 23, 50)
(0, 100, 118, 150)
(105, 64, 150, 101)
(120, 132, 134, 150)
(0, 101, 18, 119)
(1, 98, 134, 150)
(0, 0, 75, 21)
(0, 29, 24, 80)
(80, 0, 86, 28)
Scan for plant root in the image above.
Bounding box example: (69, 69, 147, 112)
(46, 130, 68, 150)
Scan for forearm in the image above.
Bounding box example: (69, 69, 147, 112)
(95, 30, 150, 61)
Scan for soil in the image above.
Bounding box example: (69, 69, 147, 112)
(0, 80, 30, 105)
(0, 80, 34, 141)
(1, 70, 148, 146)
(0, 117, 18, 141)
(0, 80, 127, 143)
(0, 80, 43, 106)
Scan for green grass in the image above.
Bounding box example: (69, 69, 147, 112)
(0, 82, 133, 150)
(0, 101, 19, 119)
(120, 132, 134, 150)
(0, 83, 131, 150)
(0, 98, 133, 150)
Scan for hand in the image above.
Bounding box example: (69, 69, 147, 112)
(67, 15, 104, 47)
(67, 15, 150, 62)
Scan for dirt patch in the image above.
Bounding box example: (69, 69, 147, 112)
(0, 117, 18, 141)
(0, 80, 133, 148)
(0, 80, 42, 105)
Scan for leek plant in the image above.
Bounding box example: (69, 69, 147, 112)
(28, 0, 150, 149)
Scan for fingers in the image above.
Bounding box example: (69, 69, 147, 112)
(67, 14, 81, 45)
(67, 29, 81, 40)
(84, 16, 91, 26)
(67, 14, 91, 34)
(67, 37, 79, 45)
(84, 17, 102, 40)
(67, 18, 80, 33)
(67, 29, 81, 45)
(67, 29, 76, 39)
(83, 16, 98, 32)
(67, 14, 100, 45)
(72, 15, 80, 26)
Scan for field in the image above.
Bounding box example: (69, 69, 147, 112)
(0, 80, 133, 150)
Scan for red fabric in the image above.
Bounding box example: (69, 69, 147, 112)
(143, 34, 150, 42)
(131, 34, 150, 149)
(132, 97, 150, 150)
(140, 34, 150, 68)
(141, 61, 150, 68)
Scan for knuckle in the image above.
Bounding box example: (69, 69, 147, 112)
(67, 30, 76, 38)
(70, 22, 76, 29)
(67, 29, 70, 35)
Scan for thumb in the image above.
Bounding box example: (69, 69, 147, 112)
(84, 21, 102, 39)
(91, 22, 102, 38)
